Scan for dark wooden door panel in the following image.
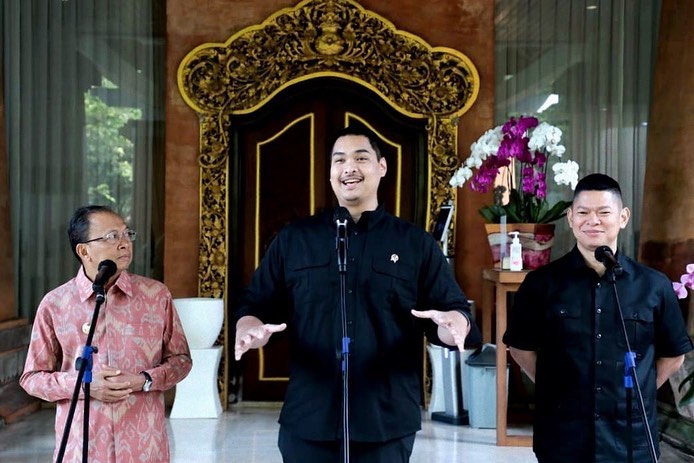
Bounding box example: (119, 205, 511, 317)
(230, 78, 426, 401)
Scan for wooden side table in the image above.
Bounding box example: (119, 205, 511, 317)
(481, 268, 533, 447)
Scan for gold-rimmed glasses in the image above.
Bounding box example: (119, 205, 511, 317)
(82, 229, 137, 244)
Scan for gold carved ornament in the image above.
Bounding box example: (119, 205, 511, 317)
(177, 0, 480, 406)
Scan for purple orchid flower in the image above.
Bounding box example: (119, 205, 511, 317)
(673, 263, 694, 299)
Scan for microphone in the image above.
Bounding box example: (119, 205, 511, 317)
(594, 246, 623, 276)
(334, 207, 350, 273)
(92, 260, 117, 300)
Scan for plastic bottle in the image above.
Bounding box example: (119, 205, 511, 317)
(509, 231, 523, 271)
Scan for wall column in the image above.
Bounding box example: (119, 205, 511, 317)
(640, 0, 694, 449)
(640, 0, 694, 286)
(0, 58, 38, 427)
(0, 61, 16, 322)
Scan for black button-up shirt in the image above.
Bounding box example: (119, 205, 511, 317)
(235, 206, 476, 442)
(504, 246, 693, 463)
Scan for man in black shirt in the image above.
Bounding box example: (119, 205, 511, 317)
(234, 125, 476, 462)
(504, 173, 693, 463)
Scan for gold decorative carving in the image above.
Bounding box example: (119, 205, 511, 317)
(177, 0, 480, 408)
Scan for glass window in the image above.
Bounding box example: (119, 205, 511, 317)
(2, 1, 165, 318)
(494, 0, 660, 257)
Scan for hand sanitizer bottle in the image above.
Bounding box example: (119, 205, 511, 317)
(509, 231, 523, 271)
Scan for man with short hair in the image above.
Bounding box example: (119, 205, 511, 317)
(504, 173, 693, 462)
(21, 205, 192, 462)
(234, 125, 478, 462)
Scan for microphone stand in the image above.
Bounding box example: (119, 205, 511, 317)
(336, 216, 351, 463)
(605, 266, 657, 463)
(56, 286, 106, 463)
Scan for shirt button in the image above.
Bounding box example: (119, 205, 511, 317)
(595, 413, 601, 420)
(347, 289, 353, 294)
(596, 308, 602, 314)
(559, 309, 566, 315)
(595, 386, 602, 393)
(596, 282, 601, 288)
(596, 333, 602, 339)
(596, 360, 603, 366)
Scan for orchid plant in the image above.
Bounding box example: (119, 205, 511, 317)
(673, 263, 694, 406)
(673, 263, 694, 299)
(450, 115, 580, 224)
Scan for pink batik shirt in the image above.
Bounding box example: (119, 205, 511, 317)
(20, 268, 192, 463)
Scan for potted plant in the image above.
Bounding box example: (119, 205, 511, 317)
(450, 115, 580, 269)
(672, 263, 694, 417)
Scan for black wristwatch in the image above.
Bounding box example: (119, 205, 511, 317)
(141, 371, 153, 392)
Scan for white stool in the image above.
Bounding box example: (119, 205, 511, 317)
(170, 297, 224, 419)
(170, 346, 223, 419)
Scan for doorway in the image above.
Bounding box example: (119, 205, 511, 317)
(229, 78, 427, 400)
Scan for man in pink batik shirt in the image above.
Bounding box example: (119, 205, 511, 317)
(20, 205, 192, 463)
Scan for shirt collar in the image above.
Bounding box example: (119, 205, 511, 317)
(566, 245, 589, 271)
(339, 204, 385, 231)
(566, 245, 632, 279)
(75, 266, 133, 302)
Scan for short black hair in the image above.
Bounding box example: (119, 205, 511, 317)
(573, 173, 622, 201)
(331, 124, 382, 159)
(67, 205, 116, 262)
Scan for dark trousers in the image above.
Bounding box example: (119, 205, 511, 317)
(278, 426, 416, 463)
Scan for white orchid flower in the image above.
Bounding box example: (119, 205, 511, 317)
(552, 160, 580, 189)
(449, 166, 473, 188)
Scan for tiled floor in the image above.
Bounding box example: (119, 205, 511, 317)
(0, 404, 538, 463)
(0, 405, 691, 462)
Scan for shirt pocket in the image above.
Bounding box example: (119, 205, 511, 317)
(617, 305, 654, 353)
(369, 258, 417, 314)
(112, 320, 165, 369)
(286, 252, 334, 306)
(546, 304, 583, 347)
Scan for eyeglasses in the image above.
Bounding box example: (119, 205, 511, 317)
(82, 229, 137, 244)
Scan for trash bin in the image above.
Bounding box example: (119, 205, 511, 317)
(464, 343, 507, 428)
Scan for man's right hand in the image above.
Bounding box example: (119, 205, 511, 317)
(90, 366, 132, 402)
(234, 316, 287, 360)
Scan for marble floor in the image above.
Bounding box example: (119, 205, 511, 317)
(0, 404, 539, 463)
(0, 404, 691, 462)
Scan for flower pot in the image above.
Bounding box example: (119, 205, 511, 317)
(484, 223, 555, 270)
(173, 297, 224, 349)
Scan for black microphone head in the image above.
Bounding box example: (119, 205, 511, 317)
(98, 259, 117, 274)
(594, 245, 623, 276)
(94, 259, 117, 286)
(594, 245, 612, 263)
(92, 259, 117, 299)
(333, 206, 351, 223)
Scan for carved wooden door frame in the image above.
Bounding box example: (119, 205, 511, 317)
(177, 0, 479, 407)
